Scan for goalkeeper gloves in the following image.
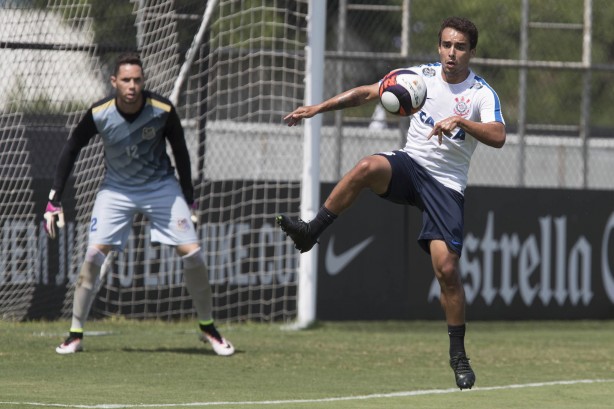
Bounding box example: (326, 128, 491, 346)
(43, 190, 65, 239)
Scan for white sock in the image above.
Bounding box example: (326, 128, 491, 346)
(70, 247, 105, 332)
(182, 248, 213, 322)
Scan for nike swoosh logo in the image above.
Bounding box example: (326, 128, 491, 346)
(325, 235, 374, 276)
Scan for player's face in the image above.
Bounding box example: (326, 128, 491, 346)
(438, 27, 475, 84)
(111, 64, 144, 112)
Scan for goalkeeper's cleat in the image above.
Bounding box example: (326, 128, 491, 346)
(449, 352, 475, 390)
(55, 335, 83, 355)
(200, 326, 235, 356)
(43, 201, 65, 240)
(275, 215, 318, 253)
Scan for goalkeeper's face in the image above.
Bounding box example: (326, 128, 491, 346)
(111, 63, 145, 113)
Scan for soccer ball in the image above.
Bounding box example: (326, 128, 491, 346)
(379, 69, 427, 116)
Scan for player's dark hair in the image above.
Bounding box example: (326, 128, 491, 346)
(439, 17, 478, 50)
(114, 52, 144, 76)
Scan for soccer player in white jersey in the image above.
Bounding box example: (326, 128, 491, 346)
(276, 17, 505, 389)
(44, 52, 234, 356)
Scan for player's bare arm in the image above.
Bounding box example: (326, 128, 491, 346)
(458, 118, 506, 148)
(284, 83, 379, 126)
(428, 116, 506, 148)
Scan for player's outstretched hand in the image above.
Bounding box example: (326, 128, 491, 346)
(283, 106, 318, 126)
(43, 201, 65, 239)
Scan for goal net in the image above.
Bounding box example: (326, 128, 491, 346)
(0, 0, 308, 323)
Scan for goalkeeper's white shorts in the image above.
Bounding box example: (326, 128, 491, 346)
(88, 177, 197, 251)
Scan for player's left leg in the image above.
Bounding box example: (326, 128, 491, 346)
(430, 240, 475, 390)
(176, 243, 235, 356)
(144, 179, 235, 356)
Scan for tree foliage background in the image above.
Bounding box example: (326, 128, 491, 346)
(324, 0, 613, 134)
(20, 0, 614, 134)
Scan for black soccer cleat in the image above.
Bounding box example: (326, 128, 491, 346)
(449, 352, 475, 390)
(276, 214, 318, 253)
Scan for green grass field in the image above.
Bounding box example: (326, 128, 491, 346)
(1, 319, 613, 409)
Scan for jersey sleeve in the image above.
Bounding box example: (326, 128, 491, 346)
(477, 84, 505, 125)
(164, 106, 194, 205)
(50, 109, 97, 202)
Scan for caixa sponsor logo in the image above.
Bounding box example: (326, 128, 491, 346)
(428, 211, 614, 306)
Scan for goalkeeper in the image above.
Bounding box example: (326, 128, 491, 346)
(45, 52, 234, 356)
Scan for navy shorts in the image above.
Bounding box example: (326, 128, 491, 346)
(375, 150, 464, 255)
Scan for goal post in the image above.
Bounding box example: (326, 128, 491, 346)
(296, 0, 327, 329)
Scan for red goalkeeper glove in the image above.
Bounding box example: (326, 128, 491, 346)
(43, 190, 65, 239)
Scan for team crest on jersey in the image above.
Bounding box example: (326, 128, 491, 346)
(471, 81, 483, 90)
(422, 67, 436, 77)
(176, 218, 191, 232)
(453, 96, 471, 116)
(142, 127, 156, 140)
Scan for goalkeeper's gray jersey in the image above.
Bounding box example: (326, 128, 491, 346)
(52, 91, 193, 204)
(91, 95, 175, 190)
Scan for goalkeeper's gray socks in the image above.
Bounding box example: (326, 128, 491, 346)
(70, 247, 106, 333)
(309, 206, 337, 238)
(182, 247, 213, 322)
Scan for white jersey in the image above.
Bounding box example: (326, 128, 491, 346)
(400, 63, 504, 194)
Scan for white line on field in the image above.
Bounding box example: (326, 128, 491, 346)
(1, 378, 612, 408)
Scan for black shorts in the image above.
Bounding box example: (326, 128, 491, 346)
(375, 150, 465, 255)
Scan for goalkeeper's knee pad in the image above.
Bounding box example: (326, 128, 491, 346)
(182, 247, 205, 268)
(77, 247, 107, 290)
(85, 246, 107, 266)
(182, 248, 210, 292)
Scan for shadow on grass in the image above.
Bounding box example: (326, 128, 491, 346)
(120, 346, 245, 355)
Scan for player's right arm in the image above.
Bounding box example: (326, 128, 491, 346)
(50, 109, 97, 201)
(44, 109, 97, 238)
(284, 83, 380, 126)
